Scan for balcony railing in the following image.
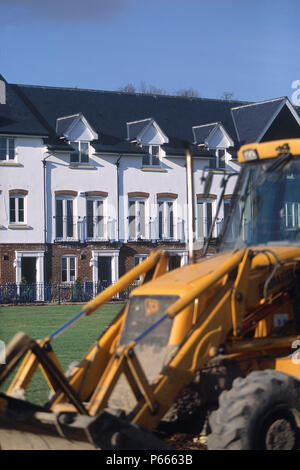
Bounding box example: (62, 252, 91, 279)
(53, 215, 187, 243)
(150, 218, 185, 242)
(85, 215, 110, 240)
(53, 216, 117, 242)
(54, 216, 78, 241)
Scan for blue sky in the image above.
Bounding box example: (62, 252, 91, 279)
(0, 0, 299, 103)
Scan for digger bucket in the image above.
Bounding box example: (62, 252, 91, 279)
(0, 329, 173, 450)
(0, 392, 172, 450)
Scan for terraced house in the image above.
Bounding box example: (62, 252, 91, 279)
(1, 72, 300, 301)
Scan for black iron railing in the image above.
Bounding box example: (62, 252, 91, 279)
(0, 281, 139, 305)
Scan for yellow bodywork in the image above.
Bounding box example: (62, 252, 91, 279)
(2, 138, 300, 444)
(4, 244, 300, 431)
(238, 138, 300, 163)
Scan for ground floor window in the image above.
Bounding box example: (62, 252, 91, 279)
(133, 254, 148, 281)
(61, 256, 76, 283)
(133, 254, 148, 266)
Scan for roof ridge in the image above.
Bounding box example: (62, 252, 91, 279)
(127, 117, 153, 125)
(192, 122, 220, 129)
(14, 82, 249, 105)
(57, 113, 81, 120)
(231, 96, 287, 111)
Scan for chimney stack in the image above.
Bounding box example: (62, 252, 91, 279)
(0, 77, 6, 105)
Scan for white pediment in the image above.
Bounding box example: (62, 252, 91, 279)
(67, 118, 96, 141)
(138, 121, 168, 145)
(57, 113, 98, 142)
(127, 118, 169, 145)
(205, 124, 234, 149)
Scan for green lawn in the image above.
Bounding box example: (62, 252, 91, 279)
(0, 303, 124, 405)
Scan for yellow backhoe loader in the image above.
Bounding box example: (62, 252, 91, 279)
(2, 138, 300, 450)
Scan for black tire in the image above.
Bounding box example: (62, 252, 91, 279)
(207, 370, 300, 450)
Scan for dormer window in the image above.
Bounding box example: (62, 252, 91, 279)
(142, 145, 160, 166)
(70, 141, 89, 163)
(193, 122, 233, 170)
(209, 149, 226, 169)
(0, 137, 15, 161)
(126, 118, 168, 167)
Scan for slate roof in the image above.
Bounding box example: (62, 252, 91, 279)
(56, 114, 81, 137)
(13, 83, 247, 155)
(3, 77, 300, 155)
(126, 118, 153, 141)
(0, 104, 13, 120)
(0, 81, 49, 136)
(192, 122, 220, 145)
(231, 97, 287, 145)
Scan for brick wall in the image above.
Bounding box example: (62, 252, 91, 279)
(49, 243, 91, 283)
(49, 242, 119, 283)
(0, 243, 45, 283)
(0, 241, 188, 284)
(119, 241, 186, 276)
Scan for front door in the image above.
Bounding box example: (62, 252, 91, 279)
(20, 257, 37, 301)
(97, 256, 112, 289)
(21, 257, 36, 284)
(169, 255, 181, 271)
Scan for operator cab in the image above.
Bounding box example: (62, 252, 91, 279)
(207, 139, 300, 253)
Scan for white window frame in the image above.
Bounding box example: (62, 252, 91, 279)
(70, 141, 89, 164)
(196, 197, 216, 240)
(142, 145, 161, 167)
(134, 254, 148, 266)
(9, 194, 26, 225)
(128, 197, 148, 240)
(61, 255, 77, 284)
(285, 202, 300, 229)
(157, 198, 176, 240)
(86, 197, 107, 240)
(133, 254, 148, 282)
(209, 149, 226, 170)
(55, 196, 76, 240)
(0, 137, 15, 161)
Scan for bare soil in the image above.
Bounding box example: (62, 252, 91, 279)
(164, 432, 207, 450)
